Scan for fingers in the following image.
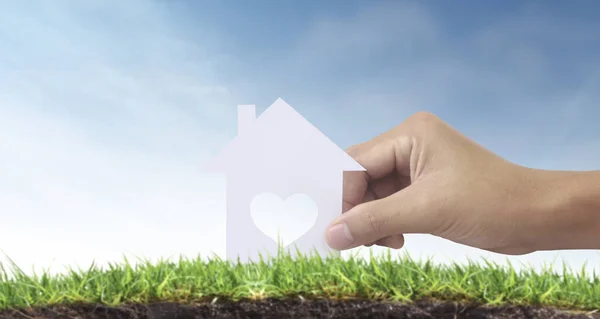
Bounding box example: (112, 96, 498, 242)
(327, 184, 434, 250)
(358, 176, 412, 248)
(376, 234, 405, 249)
(347, 137, 403, 181)
(338, 119, 422, 251)
(342, 170, 368, 213)
(343, 136, 410, 213)
(365, 234, 405, 249)
(370, 174, 407, 199)
(350, 180, 400, 247)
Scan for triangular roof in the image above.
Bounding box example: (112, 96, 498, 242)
(204, 98, 365, 172)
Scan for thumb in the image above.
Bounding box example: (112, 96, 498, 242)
(326, 186, 435, 250)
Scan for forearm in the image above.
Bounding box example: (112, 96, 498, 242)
(527, 169, 600, 251)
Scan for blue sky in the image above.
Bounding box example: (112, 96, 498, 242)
(0, 0, 599, 275)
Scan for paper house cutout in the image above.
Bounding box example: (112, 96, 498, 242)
(205, 98, 365, 263)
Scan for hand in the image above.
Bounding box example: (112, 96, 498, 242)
(325, 112, 545, 255)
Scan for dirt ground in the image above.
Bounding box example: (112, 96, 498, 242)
(1, 298, 599, 319)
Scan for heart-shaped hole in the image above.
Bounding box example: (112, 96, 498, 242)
(250, 193, 318, 247)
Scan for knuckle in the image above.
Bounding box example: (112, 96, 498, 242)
(406, 111, 439, 130)
(409, 111, 439, 123)
(402, 111, 444, 140)
(345, 144, 362, 157)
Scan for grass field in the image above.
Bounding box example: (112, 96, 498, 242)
(0, 247, 599, 314)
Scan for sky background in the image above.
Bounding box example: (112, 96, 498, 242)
(1, 0, 599, 276)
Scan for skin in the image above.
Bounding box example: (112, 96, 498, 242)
(326, 112, 600, 255)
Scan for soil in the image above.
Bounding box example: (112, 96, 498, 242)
(1, 298, 599, 319)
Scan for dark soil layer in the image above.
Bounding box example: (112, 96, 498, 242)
(1, 298, 599, 319)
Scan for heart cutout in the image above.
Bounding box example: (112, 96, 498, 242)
(250, 193, 318, 247)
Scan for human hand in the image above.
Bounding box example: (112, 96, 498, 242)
(325, 112, 545, 255)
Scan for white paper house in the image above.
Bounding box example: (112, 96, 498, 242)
(205, 98, 365, 263)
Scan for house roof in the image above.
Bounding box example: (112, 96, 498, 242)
(204, 98, 365, 173)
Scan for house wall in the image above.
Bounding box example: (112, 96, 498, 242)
(224, 166, 344, 262)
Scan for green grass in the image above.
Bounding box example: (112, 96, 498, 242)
(0, 247, 599, 312)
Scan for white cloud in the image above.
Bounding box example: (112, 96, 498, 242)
(292, 1, 437, 64)
(0, 1, 234, 276)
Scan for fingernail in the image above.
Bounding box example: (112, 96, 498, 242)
(326, 223, 354, 250)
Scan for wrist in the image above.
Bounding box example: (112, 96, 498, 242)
(524, 169, 600, 251)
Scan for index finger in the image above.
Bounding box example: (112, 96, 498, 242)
(343, 136, 400, 213)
